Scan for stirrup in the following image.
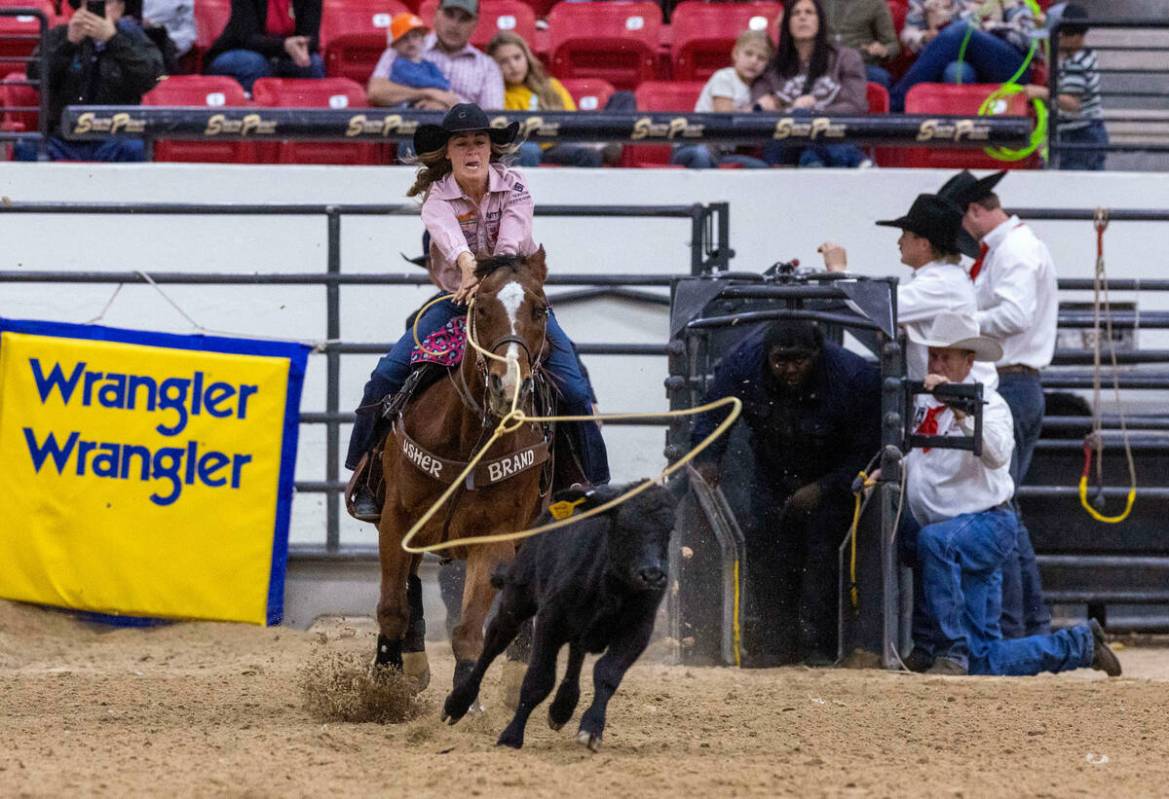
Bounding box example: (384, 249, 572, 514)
(345, 450, 384, 523)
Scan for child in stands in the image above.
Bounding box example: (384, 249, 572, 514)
(388, 12, 452, 96)
(1025, 4, 1107, 170)
(672, 29, 773, 169)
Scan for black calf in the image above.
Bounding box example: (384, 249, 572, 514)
(442, 483, 675, 751)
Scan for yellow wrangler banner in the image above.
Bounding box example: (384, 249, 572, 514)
(0, 319, 309, 625)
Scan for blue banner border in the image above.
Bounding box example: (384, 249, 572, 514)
(0, 318, 310, 626)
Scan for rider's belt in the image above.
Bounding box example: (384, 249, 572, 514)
(996, 364, 1039, 376)
(393, 420, 550, 490)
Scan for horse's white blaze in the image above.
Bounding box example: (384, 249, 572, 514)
(497, 281, 525, 396)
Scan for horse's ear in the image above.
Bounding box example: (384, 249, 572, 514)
(528, 245, 548, 284)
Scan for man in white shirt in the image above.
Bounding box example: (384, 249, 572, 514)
(903, 313, 1119, 677)
(939, 170, 1058, 641)
(819, 192, 995, 386)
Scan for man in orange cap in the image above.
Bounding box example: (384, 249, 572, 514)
(386, 12, 452, 99)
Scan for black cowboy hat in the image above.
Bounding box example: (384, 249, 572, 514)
(400, 231, 430, 268)
(937, 169, 1007, 209)
(876, 193, 979, 258)
(412, 103, 520, 155)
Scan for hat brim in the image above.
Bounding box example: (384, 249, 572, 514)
(910, 333, 1003, 362)
(957, 228, 981, 259)
(412, 120, 520, 156)
(877, 215, 971, 257)
(957, 170, 1007, 206)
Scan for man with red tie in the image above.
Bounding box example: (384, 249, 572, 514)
(939, 170, 1059, 642)
(900, 313, 1118, 677)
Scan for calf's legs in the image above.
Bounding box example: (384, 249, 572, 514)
(576, 611, 657, 752)
(442, 586, 534, 724)
(496, 620, 562, 749)
(548, 642, 585, 730)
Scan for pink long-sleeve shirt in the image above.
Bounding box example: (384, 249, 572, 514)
(421, 163, 536, 292)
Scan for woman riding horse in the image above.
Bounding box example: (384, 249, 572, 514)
(347, 102, 609, 519)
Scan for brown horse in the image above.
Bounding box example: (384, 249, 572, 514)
(374, 248, 551, 690)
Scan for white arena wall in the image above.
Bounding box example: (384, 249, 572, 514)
(2, 162, 1168, 553)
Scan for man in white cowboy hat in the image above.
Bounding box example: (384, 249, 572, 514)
(940, 169, 1059, 643)
(901, 312, 1119, 677)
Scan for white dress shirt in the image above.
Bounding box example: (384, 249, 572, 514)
(974, 216, 1059, 370)
(899, 260, 998, 389)
(906, 378, 1016, 526)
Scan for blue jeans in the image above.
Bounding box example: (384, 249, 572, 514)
(206, 49, 326, 93)
(865, 63, 892, 89)
(891, 24, 1031, 111)
(13, 136, 146, 162)
(761, 140, 868, 168)
(346, 300, 595, 469)
(917, 507, 1092, 674)
(1054, 120, 1109, 171)
(997, 371, 1052, 637)
(516, 141, 603, 168)
(671, 144, 768, 169)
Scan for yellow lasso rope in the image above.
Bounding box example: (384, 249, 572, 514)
(848, 470, 877, 612)
(399, 291, 743, 554)
(1078, 209, 1138, 523)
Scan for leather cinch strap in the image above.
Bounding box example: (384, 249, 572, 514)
(392, 420, 550, 490)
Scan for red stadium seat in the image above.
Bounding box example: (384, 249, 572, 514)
(321, 0, 408, 84)
(251, 76, 384, 164)
(143, 75, 255, 163)
(866, 81, 889, 113)
(418, 0, 536, 50)
(890, 82, 1038, 169)
(193, 0, 232, 68)
(0, 0, 56, 77)
(547, 2, 661, 91)
(0, 71, 39, 136)
(559, 77, 615, 111)
(622, 79, 704, 167)
(670, 1, 781, 82)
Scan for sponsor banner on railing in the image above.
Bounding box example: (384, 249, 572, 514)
(0, 319, 309, 625)
(61, 107, 1033, 148)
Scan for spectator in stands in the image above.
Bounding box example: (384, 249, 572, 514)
(751, 0, 871, 168)
(898, 312, 1121, 678)
(204, 0, 324, 93)
(691, 320, 881, 666)
(1025, 4, 1107, 170)
(385, 12, 452, 102)
(367, 0, 502, 111)
(671, 30, 772, 169)
(891, 0, 1037, 112)
(823, 0, 900, 88)
(938, 169, 1057, 642)
(486, 31, 605, 167)
(142, 0, 195, 73)
(16, 0, 162, 162)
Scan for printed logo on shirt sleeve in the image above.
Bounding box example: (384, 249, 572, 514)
(512, 182, 528, 197)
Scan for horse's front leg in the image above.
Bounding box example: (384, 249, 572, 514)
(451, 541, 514, 688)
(374, 504, 413, 671)
(401, 555, 430, 689)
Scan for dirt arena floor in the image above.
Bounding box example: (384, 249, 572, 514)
(2, 599, 1168, 798)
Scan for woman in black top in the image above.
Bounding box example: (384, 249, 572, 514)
(204, 0, 324, 93)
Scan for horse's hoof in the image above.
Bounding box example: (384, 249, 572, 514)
(402, 651, 430, 692)
(500, 660, 526, 712)
(548, 719, 565, 732)
(575, 730, 602, 752)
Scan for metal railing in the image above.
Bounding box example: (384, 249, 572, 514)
(0, 200, 730, 553)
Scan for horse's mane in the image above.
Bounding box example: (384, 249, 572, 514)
(474, 253, 526, 280)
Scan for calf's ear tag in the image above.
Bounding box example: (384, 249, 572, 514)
(548, 498, 586, 520)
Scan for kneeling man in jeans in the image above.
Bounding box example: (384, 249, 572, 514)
(905, 312, 1121, 677)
